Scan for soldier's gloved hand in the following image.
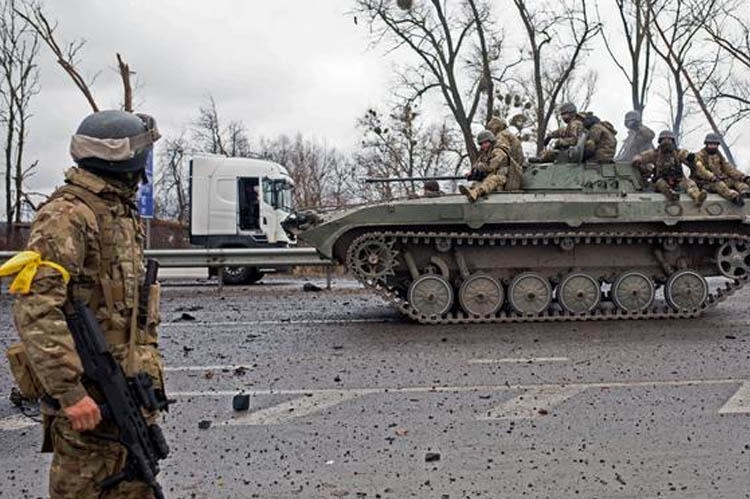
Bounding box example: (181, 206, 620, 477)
(543, 135, 553, 146)
(64, 395, 102, 432)
(743, 176, 750, 184)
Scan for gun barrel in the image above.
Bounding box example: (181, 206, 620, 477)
(365, 175, 465, 184)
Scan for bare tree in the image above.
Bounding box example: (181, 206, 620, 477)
(355, 102, 465, 199)
(192, 95, 228, 155)
(154, 134, 190, 223)
(0, 0, 39, 231)
(511, 0, 601, 153)
(598, 0, 654, 112)
(353, 0, 510, 161)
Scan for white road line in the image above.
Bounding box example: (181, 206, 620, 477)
(164, 365, 251, 372)
(478, 385, 588, 420)
(0, 414, 39, 432)
(719, 382, 750, 414)
(169, 378, 741, 398)
(226, 391, 362, 426)
(468, 357, 570, 365)
(161, 318, 397, 328)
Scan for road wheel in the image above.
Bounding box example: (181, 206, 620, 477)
(664, 270, 708, 311)
(458, 274, 504, 317)
(611, 271, 655, 312)
(558, 273, 600, 314)
(508, 272, 552, 315)
(222, 266, 264, 285)
(408, 275, 454, 317)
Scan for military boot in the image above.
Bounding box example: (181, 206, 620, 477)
(687, 187, 707, 207)
(459, 185, 481, 203)
(653, 179, 680, 202)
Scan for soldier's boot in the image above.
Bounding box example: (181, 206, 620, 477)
(687, 186, 707, 207)
(735, 182, 750, 198)
(653, 179, 680, 202)
(459, 184, 481, 203)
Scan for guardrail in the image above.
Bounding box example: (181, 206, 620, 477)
(0, 247, 333, 268)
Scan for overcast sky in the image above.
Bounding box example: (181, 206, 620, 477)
(5, 0, 749, 211)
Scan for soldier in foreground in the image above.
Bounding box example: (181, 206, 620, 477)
(582, 114, 617, 162)
(615, 110, 655, 161)
(486, 116, 524, 189)
(9, 110, 165, 498)
(691, 133, 749, 206)
(459, 130, 512, 202)
(632, 130, 707, 207)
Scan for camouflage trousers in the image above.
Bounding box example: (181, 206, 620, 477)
(704, 180, 741, 201)
(653, 177, 704, 203)
(473, 173, 507, 196)
(49, 415, 155, 499)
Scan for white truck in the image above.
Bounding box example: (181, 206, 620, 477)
(189, 154, 295, 284)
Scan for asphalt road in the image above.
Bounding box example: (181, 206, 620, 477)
(1, 274, 750, 498)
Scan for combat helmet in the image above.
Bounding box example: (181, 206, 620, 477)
(658, 130, 676, 143)
(476, 129, 496, 145)
(704, 132, 722, 144)
(559, 102, 577, 115)
(71, 110, 161, 175)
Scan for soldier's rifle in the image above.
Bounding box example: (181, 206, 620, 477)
(63, 258, 170, 499)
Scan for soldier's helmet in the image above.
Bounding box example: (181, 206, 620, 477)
(476, 130, 496, 145)
(658, 130, 676, 143)
(423, 180, 440, 192)
(559, 102, 577, 115)
(71, 110, 161, 174)
(624, 110, 641, 123)
(704, 132, 722, 144)
(486, 116, 507, 135)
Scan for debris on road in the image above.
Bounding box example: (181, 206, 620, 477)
(176, 312, 196, 322)
(303, 282, 323, 292)
(198, 420, 212, 430)
(182, 345, 194, 356)
(395, 427, 409, 436)
(425, 452, 441, 462)
(232, 394, 250, 412)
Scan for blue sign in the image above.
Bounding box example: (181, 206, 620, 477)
(138, 149, 154, 218)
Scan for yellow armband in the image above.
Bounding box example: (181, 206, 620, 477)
(0, 250, 70, 294)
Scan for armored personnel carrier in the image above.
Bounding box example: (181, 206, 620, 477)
(285, 159, 750, 324)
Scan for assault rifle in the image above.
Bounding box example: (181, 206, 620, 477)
(64, 287, 170, 498)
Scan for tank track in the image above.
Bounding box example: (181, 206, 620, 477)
(346, 229, 749, 324)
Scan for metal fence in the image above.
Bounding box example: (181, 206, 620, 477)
(0, 247, 333, 268)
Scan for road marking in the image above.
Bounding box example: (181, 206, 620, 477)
(169, 378, 741, 398)
(226, 391, 362, 426)
(478, 385, 587, 420)
(161, 318, 397, 328)
(0, 414, 39, 432)
(165, 365, 252, 372)
(468, 357, 570, 365)
(719, 382, 750, 414)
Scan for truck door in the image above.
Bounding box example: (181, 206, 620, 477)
(237, 177, 260, 231)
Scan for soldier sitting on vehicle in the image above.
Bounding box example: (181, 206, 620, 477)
(690, 133, 748, 206)
(531, 102, 585, 163)
(486, 116, 524, 190)
(632, 130, 708, 207)
(582, 114, 617, 162)
(459, 129, 512, 203)
(615, 110, 655, 161)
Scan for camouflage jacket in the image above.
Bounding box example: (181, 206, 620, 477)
(633, 148, 693, 182)
(695, 148, 745, 182)
(615, 125, 654, 162)
(548, 115, 585, 148)
(13, 167, 163, 410)
(473, 143, 510, 177)
(584, 121, 617, 162)
(485, 116, 524, 189)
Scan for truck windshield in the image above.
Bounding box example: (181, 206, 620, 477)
(262, 178, 294, 212)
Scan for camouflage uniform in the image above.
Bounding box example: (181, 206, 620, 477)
(471, 143, 512, 196)
(584, 120, 617, 162)
(13, 166, 163, 498)
(486, 117, 524, 190)
(615, 117, 655, 162)
(693, 148, 749, 201)
(633, 148, 706, 206)
(538, 114, 585, 162)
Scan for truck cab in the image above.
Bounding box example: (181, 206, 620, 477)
(190, 154, 295, 283)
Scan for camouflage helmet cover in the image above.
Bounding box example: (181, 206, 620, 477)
(704, 132, 722, 144)
(476, 129, 496, 145)
(559, 102, 577, 115)
(624, 110, 641, 123)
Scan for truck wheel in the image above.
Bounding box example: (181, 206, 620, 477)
(221, 266, 264, 285)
